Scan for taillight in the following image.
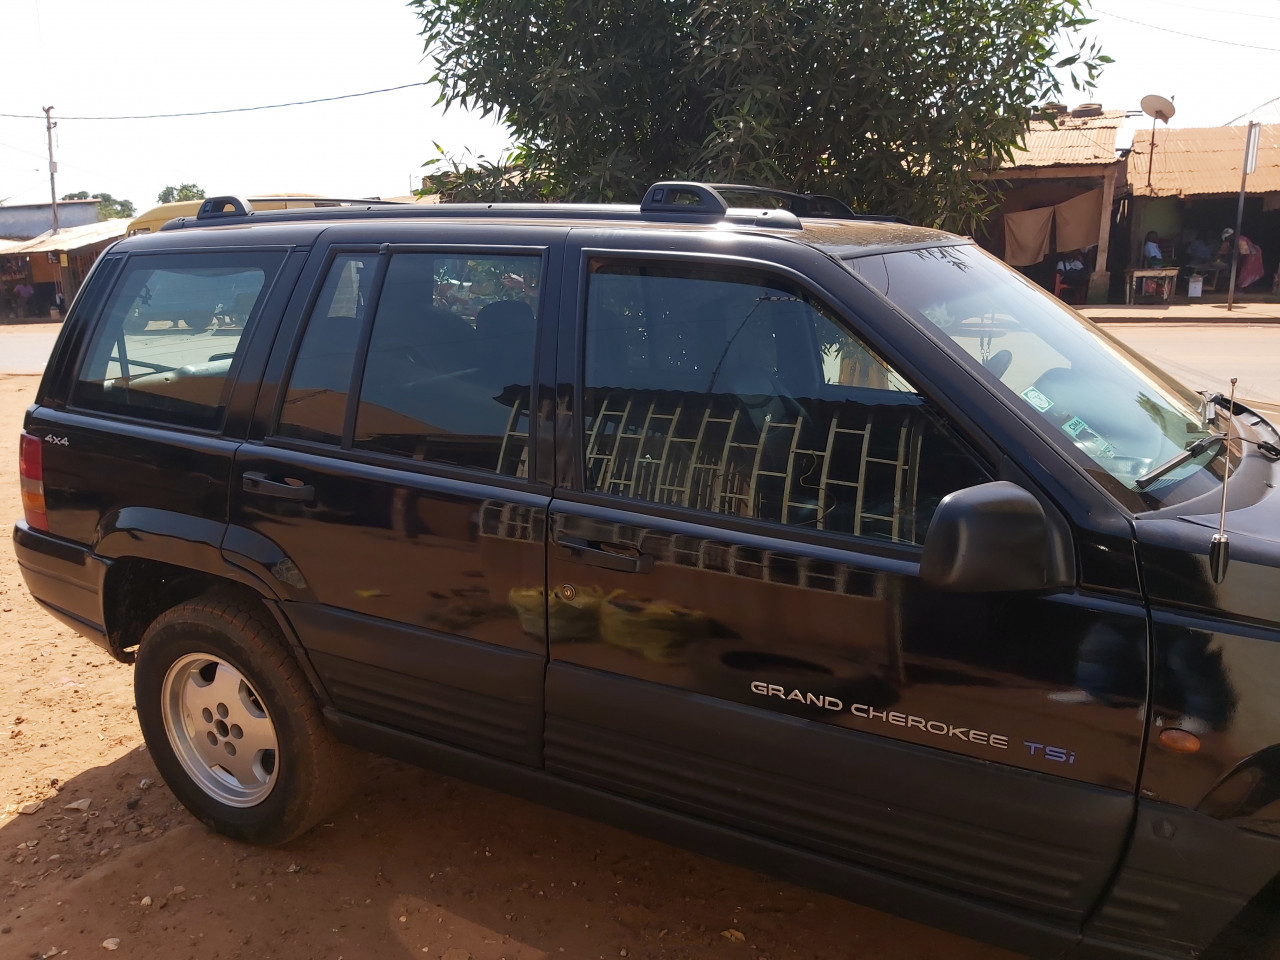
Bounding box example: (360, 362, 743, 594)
(18, 432, 47, 531)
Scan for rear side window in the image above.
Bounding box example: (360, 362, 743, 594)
(274, 250, 541, 478)
(352, 252, 539, 474)
(276, 254, 378, 445)
(74, 251, 283, 429)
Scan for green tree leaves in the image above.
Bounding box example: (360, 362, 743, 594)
(412, 0, 1105, 230)
(157, 184, 205, 204)
(61, 190, 137, 220)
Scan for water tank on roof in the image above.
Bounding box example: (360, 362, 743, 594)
(1070, 103, 1103, 118)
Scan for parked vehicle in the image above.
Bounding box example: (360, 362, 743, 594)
(15, 185, 1280, 960)
(124, 194, 393, 237)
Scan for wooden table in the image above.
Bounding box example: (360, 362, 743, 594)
(1126, 267, 1180, 304)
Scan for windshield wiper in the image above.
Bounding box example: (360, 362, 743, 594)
(1134, 433, 1228, 491)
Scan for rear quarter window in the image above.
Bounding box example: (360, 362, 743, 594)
(72, 251, 284, 429)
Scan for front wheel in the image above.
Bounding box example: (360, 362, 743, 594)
(135, 594, 361, 844)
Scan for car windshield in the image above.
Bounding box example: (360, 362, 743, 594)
(845, 244, 1233, 508)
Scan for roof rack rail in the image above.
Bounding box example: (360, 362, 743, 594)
(157, 185, 912, 232)
(704, 184, 855, 219)
(640, 182, 730, 216)
(639, 181, 910, 224)
(703, 183, 911, 224)
(194, 195, 410, 221)
(639, 182, 806, 228)
(197, 196, 252, 220)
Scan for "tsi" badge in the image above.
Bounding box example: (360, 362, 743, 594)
(1024, 741, 1076, 764)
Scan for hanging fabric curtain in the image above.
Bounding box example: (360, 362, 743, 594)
(1003, 207, 1054, 267)
(1054, 189, 1103, 254)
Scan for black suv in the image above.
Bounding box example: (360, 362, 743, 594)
(16, 184, 1280, 960)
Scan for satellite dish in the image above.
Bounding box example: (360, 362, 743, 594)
(1141, 94, 1176, 124)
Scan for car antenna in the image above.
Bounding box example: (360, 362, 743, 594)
(1209, 377, 1237, 583)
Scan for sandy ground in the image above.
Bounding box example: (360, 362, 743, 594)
(0, 371, 1012, 960)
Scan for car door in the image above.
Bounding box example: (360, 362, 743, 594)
(225, 225, 563, 766)
(543, 230, 1147, 923)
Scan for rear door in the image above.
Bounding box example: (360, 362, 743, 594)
(544, 229, 1147, 922)
(226, 223, 563, 766)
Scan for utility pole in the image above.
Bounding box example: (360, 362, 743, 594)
(43, 106, 59, 232)
(1227, 122, 1261, 313)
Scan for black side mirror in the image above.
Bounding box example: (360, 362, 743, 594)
(920, 481, 1058, 592)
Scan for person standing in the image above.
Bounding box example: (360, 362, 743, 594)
(1218, 228, 1265, 290)
(14, 281, 34, 318)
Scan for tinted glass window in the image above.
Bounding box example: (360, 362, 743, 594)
(277, 254, 378, 445)
(582, 261, 989, 545)
(353, 252, 539, 476)
(74, 252, 281, 429)
(846, 245, 1229, 508)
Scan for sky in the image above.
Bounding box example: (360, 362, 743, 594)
(0, 0, 513, 210)
(1, 0, 1279, 214)
(1078, 0, 1280, 137)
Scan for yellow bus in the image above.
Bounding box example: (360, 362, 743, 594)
(125, 195, 357, 236)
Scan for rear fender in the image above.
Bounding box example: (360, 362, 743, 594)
(96, 506, 281, 599)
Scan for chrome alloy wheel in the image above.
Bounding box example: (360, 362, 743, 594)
(160, 653, 279, 807)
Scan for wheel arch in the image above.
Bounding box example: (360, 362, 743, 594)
(1203, 868, 1280, 959)
(101, 559, 327, 711)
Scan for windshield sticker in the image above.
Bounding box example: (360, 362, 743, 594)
(1062, 416, 1089, 438)
(1062, 416, 1116, 459)
(1022, 386, 1054, 412)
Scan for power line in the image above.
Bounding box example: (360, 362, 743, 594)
(1095, 9, 1280, 52)
(1130, 0, 1280, 21)
(0, 82, 430, 121)
(1226, 94, 1280, 125)
(0, 139, 48, 160)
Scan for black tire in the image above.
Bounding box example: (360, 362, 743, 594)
(134, 593, 361, 844)
(183, 312, 213, 332)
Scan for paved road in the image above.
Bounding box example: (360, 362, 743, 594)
(1100, 322, 1280, 405)
(3, 318, 1277, 405)
(0, 323, 62, 375)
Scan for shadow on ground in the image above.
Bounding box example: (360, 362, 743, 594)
(1, 749, 1016, 960)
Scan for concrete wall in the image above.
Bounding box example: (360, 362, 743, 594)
(0, 201, 101, 240)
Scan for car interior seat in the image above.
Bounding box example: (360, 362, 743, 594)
(474, 299, 535, 394)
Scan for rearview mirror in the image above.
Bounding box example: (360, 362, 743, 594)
(920, 482, 1057, 592)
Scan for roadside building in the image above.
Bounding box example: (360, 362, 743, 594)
(0, 199, 102, 241)
(1125, 124, 1280, 297)
(0, 219, 130, 319)
(976, 105, 1126, 303)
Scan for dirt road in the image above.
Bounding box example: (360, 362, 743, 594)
(0, 371, 1009, 959)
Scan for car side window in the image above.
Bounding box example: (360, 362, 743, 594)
(276, 254, 379, 445)
(351, 252, 539, 476)
(73, 252, 282, 429)
(582, 260, 990, 545)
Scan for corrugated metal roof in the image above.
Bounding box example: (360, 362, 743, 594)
(1129, 124, 1280, 197)
(0, 217, 129, 256)
(999, 110, 1125, 169)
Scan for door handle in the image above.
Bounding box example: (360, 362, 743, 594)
(242, 471, 315, 503)
(554, 535, 653, 574)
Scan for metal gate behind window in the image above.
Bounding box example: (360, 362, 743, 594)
(583, 387, 923, 545)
